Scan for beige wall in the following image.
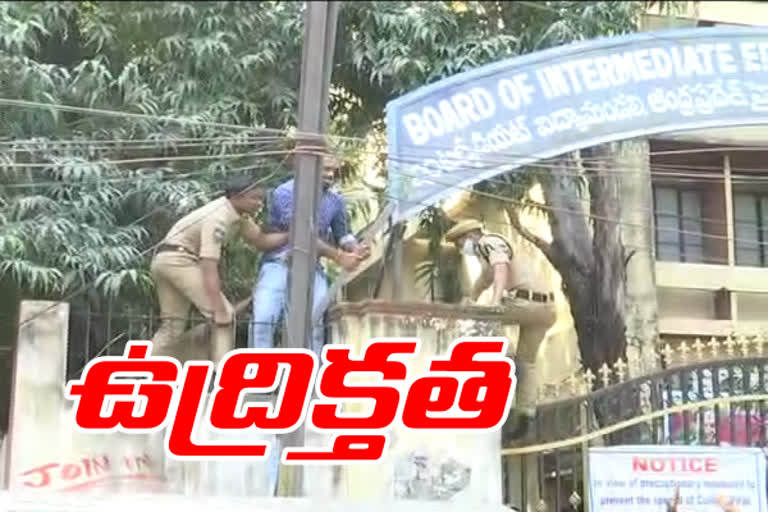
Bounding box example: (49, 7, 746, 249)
(694, 1, 768, 26)
(326, 302, 510, 506)
(734, 292, 768, 323)
(4, 300, 284, 497)
(657, 288, 717, 320)
(6, 301, 168, 494)
(3, 300, 511, 502)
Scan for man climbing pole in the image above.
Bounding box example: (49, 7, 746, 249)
(248, 147, 370, 357)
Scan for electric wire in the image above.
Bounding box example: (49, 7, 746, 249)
(13, 154, 289, 330)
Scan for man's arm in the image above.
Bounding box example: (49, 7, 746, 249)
(330, 195, 357, 251)
(200, 258, 230, 324)
(269, 185, 288, 230)
(240, 218, 289, 250)
(483, 237, 513, 306)
(330, 194, 370, 258)
(490, 262, 509, 306)
(199, 219, 232, 324)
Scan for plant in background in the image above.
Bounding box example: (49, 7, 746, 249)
(415, 206, 461, 303)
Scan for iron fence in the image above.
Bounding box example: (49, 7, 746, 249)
(509, 355, 768, 512)
(65, 307, 290, 382)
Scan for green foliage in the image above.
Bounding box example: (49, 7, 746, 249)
(415, 206, 461, 302)
(335, 1, 644, 136)
(0, 1, 303, 307)
(0, 0, 656, 312)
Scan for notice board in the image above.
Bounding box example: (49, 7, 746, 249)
(588, 445, 767, 512)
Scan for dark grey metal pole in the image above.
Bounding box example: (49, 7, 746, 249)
(277, 0, 340, 498)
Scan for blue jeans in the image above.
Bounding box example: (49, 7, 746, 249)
(248, 260, 329, 495)
(248, 260, 329, 356)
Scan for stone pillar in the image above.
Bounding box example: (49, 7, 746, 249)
(6, 300, 69, 490)
(314, 301, 511, 504)
(6, 301, 167, 493)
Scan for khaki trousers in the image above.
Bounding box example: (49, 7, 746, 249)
(500, 295, 557, 417)
(150, 251, 234, 365)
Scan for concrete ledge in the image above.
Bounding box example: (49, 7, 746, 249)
(328, 299, 515, 324)
(0, 491, 513, 512)
(656, 261, 768, 293)
(659, 317, 768, 337)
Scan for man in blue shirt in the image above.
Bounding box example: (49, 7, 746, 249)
(248, 152, 369, 356)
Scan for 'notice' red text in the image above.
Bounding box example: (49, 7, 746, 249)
(632, 456, 718, 473)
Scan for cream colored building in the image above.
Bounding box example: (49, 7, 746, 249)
(643, 2, 768, 342)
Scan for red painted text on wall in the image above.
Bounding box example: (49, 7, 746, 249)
(19, 453, 155, 489)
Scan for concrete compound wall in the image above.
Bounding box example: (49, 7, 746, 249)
(5, 301, 169, 494)
(3, 300, 284, 497)
(3, 300, 508, 507)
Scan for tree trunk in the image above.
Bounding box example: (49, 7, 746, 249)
(508, 142, 660, 434)
(542, 149, 628, 377)
(617, 139, 661, 377)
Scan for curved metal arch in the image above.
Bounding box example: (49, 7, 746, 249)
(385, 27, 768, 224)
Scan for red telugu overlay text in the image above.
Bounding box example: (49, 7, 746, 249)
(64, 338, 516, 463)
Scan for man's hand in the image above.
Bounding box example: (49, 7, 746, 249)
(353, 242, 371, 260)
(336, 249, 363, 272)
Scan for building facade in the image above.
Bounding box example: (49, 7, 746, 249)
(643, 2, 768, 343)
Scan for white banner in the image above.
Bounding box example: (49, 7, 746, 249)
(589, 446, 767, 512)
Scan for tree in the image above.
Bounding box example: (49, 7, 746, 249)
(482, 142, 659, 383)
(0, 1, 303, 305)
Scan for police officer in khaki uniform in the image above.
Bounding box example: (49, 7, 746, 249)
(445, 219, 557, 441)
(149, 176, 288, 365)
(150, 175, 363, 366)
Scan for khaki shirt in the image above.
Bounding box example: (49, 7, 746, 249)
(476, 233, 540, 292)
(477, 233, 514, 267)
(161, 196, 242, 260)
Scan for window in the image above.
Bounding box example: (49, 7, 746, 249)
(654, 186, 704, 263)
(734, 193, 768, 267)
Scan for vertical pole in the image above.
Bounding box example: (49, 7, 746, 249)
(724, 153, 735, 267)
(723, 153, 739, 322)
(279, 0, 340, 498)
(580, 401, 591, 512)
(391, 232, 404, 300)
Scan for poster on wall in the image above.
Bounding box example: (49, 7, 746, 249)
(588, 445, 767, 512)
